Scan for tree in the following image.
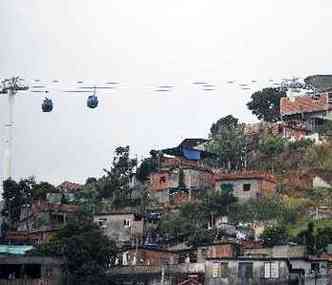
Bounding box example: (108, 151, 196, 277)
(316, 226, 332, 253)
(136, 155, 158, 183)
(207, 115, 248, 170)
(228, 195, 302, 225)
(200, 190, 238, 219)
(30, 217, 117, 285)
(247, 87, 287, 122)
(305, 187, 332, 219)
(2, 179, 22, 229)
(2, 177, 39, 229)
(159, 191, 238, 246)
(304, 142, 332, 170)
(30, 181, 58, 201)
(318, 120, 332, 138)
(99, 146, 137, 205)
(295, 222, 316, 255)
(260, 225, 289, 247)
(257, 135, 286, 172)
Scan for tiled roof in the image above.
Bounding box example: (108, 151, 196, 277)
(216, 171, 276, 183)
(280, 94, 330, 116)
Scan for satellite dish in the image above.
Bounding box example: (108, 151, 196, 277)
(42, 97, 53, 112)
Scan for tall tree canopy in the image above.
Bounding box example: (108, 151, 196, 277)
(207, 115, 248, 170)
(99, 146, 137, 203)
(2, 178, 57, 229)
(31, 217, 117, 285)
(247, 87, 287, 122)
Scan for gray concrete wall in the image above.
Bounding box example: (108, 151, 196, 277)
(205, 260, 289, 285)
(217, 179, 259, 202)
(151, 189, 169, 204)
(94, 214, 143, 243)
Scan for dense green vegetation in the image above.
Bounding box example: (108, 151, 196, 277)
(30, 216, 117, 285)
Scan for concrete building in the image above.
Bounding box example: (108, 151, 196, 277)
(6, 201, 80, 245)
(0, 256, 63, 284)
(119, 248, 178, 266)
(94, 212, 144, 246)
(17, 201, 79, 233)
(215, 171, 276, 202)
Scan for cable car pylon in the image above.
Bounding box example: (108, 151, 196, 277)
(0, 77, 29, 182)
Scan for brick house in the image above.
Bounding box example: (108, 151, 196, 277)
(119, 248, 177, 266)
(215, 171, 276, 202)
(280, 91, 332, 140)
(7, 201, 80, 245)
(17, 201, 79, 233)
(149, 167, 214, 207)
(169, 241, 240, 264)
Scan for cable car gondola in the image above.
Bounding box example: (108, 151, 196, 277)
(87, 95, 99, 108)
(42, 97, 53, 112)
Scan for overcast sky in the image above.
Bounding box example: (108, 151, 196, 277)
(1, 0, 332, 185)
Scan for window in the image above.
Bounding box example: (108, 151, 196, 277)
(160, 176, 166, 183)
(211, 262, 228, 278)
(264, 262, 279, 279)
(243, 184, 251, 192)
(328, 93, 332, 104)
(311, 262, 320, 273)
(123, 219, 131, 227)
(221, 183, 234, 193)
(238, 262, 253, 279)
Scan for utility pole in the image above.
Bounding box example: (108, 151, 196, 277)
(1, 77, 28, 183)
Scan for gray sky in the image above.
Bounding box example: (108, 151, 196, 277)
(1, 0, 332, 184)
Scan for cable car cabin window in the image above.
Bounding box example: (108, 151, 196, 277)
(243, 184, 251, 192)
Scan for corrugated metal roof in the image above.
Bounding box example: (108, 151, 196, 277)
(0, 245, 34, 256)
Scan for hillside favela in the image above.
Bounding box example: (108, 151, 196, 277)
(1, 74, 332, 284)
(3, 2, 332, 285)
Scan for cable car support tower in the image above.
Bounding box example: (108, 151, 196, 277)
(1, 77, 29, 181)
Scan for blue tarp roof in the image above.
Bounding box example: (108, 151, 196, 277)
(182, 147, 201, 160)
(0, 245, 34, 256)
